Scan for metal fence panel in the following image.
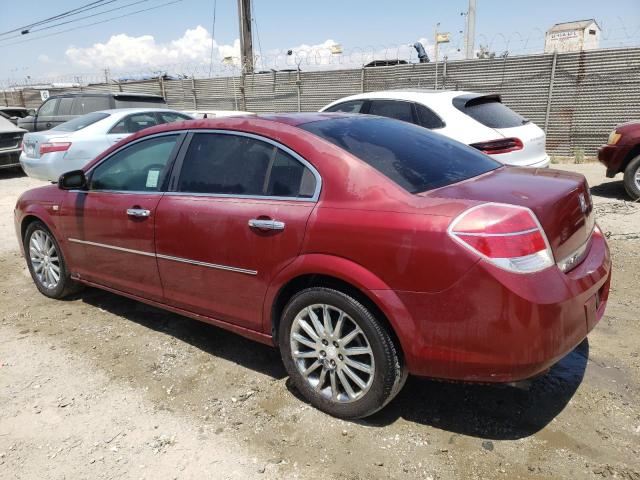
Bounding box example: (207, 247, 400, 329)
(4, 47, 640, 156)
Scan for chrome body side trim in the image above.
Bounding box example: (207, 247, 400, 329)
(67, 238, 257, 275)
(155, 253, 257, 275)
(68, 238, 156, 257)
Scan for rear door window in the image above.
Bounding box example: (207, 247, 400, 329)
(368, 100, 414, 123)
(57, 97, 74, 116)
(110, 113, 159, 134)
(157, 111, 192, 124)
(324, 100, 365, 113)
(177, 133, 316, 198)
(300, 116, 499, 193)
(115, 97, 167, 108)
(415, 103, 445, 129)
(72, 96, 111, 115)
(454, 96, 528, 129)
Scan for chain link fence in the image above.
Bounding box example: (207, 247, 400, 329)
(3, 47, 639, 156)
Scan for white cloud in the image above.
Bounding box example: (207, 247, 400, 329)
(65, 26, 239, 71)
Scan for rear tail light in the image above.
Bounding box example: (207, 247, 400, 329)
(471, 137, 523, 155)
(448, 203, 554, 273)
(40, 142, 72, 155)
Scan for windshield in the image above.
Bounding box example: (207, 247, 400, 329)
(300, 116, 500, 193)
(52, 112, 110, 132)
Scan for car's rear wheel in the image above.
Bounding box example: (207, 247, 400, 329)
(24, 221, 81, 299)
(279, 287, 406, 419)
(623, 154, 640, 200)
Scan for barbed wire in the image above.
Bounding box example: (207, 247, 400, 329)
(2, 23, 639, 90)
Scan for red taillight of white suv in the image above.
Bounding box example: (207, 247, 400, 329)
(39, 142, 72, 156)
(447, 203, 554, 273)
(470, 138, 523, 155)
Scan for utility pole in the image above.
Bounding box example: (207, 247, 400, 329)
(434, 23, 440, 89)
(237, 0, 254, 74)
(465, 0, 476, 59)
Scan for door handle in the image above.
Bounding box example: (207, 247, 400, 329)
(127, 208, 151, 218)
(248, 218, 285, 231)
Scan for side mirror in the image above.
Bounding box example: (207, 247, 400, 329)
(58, 170, 87, 190)
(27, 109, 36, 116)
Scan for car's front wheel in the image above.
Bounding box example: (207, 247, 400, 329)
(623, 154, 640, 200)
(279, 287, 406, 419)
(24, 221, 81, 299)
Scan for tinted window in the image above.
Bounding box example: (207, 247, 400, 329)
(178, 133, 315, 197)
(90, 135, 179, 191)
(325, 100, 365, 113)
(415, 103, 445, 129)
(52, 112, 110, 132)
(57, 97, 74, 116)
(300, 117, 499, 193)
(109, 113, 159, 134)
(157, 111, 192, 124)
(455, 97, 528, 129)
(38, 99, 58, 116)
(72, 96, 111, 115)
(115, 97, 167, 108)
(368, 100, 414, 123)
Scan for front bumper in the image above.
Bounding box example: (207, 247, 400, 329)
(598, 144, 632, 177)
(387, 229, 611, 383)
(0, 148, 21, 169)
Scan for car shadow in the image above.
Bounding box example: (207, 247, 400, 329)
(590, 180, 629, 201)
(72, 287, 287, 380)
(68, 287, 587, 439)
(362, 339, 589, 439)
(0, 167, 25, 180)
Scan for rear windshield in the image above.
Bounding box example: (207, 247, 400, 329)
(300, 116, 499, 193)
(115, 97, 167, 108)
(454, 96, 529, 129)
(53, 112, 110, 132)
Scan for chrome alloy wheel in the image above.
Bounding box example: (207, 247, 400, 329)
(29, 229, 61, 290)
(290, 304, 375, 403)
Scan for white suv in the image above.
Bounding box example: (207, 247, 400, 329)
(320, 90, 550, 168)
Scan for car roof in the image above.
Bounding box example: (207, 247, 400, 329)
(88, 108, 188, 118)
(46, 92, 164, 99)
(322, 89, 474, 106)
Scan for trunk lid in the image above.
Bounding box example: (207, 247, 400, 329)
(22, 131, 71, 159)
(425, 167, 594, 263)
(491, 122, 547, 166)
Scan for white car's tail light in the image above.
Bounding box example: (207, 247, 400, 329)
(40, 142, 72, 155)
(447, 203, 554, 273)
(470, 137, 523, 155)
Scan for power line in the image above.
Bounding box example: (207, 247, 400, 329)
(0, 0, 115, 37)
(0, 0, 183, 48)
(0, 0, 151, 42)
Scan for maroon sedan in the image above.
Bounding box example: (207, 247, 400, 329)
(14, 114, 611, 419)
(598, 121, 640, 199)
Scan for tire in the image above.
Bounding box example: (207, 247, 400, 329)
(23, 221, 82, 299)
(623, 154, 640, 200)
(279, 287, 406, 419)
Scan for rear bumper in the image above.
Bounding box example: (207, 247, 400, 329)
(388, 230, 611, 383)
(20, 152, 65, 181)
(598, 144, 631, 177)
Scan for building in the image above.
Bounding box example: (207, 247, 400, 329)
(544, 19, 601, 54)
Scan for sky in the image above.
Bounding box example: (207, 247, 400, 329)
(1, 0, 639, 84)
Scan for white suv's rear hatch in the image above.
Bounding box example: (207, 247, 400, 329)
(453, 94, 549, 167)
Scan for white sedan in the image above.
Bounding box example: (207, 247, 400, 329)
(320, 90, 550, 168)
(20, 108, 192, 181)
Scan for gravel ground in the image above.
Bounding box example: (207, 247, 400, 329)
(0, 163, 638, 480)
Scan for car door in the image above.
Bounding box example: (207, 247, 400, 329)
(34, 98, 59, 131)
(154, 131, 319, 332)
(59, 132, 184, 301)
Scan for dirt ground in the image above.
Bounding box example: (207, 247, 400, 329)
(0, 163, 638, 480)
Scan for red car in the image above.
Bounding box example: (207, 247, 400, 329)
(598, 121, 640, 199)
(14, 114, 611, 419)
